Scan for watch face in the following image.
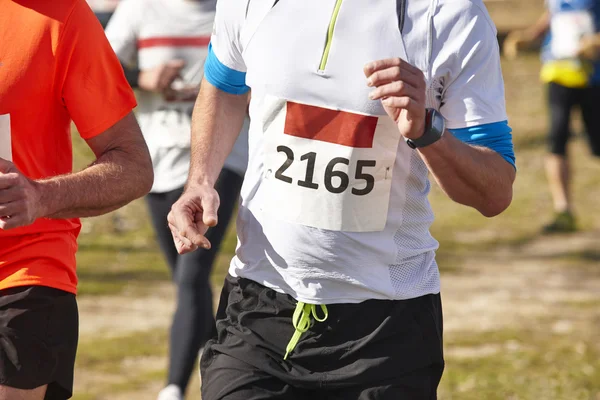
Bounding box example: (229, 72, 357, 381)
(432, 112, 445, 134)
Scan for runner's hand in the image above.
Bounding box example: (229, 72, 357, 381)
(138, 59, 185, 93)
(578, 34, 600, 61)
(163, 84, 200, 102)
(503, 30, 529, 60)
(364, 58, 427, 140)
(167, 183, 219, 254)
(0, 158, 43, 230)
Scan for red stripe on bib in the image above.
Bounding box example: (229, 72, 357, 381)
(284, 102, 377, 148)
(138, 37, 211, 49)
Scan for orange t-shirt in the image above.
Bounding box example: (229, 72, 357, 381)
(0, 0, 137, 294)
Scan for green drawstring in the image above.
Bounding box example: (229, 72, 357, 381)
(284, 302, 328, 360)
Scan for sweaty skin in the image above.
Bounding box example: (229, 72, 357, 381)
(0, 112, 153, 230)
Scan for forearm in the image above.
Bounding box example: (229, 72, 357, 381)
(419, 133, 515, 217)
(523, 11, 550, 42)
(37, 139, 153, 219)
(187, 78, 249, 187)
(586, 33, 600, 48)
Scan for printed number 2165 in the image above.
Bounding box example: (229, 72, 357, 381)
(274, 145, 376, 196)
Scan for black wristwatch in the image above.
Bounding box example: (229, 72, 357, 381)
(405, 108, 445, 149)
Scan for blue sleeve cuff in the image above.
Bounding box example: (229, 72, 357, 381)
(450, 120, 516, 169)
(204, 43, 250, 95)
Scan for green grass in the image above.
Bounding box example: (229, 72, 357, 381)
(76, 329, 169, 371)
(440, 328, 600, 400)
(428, 53, 600, 256)
(72, 172, 238, 296)
(76, 242, 168, 296)
(562, 299, 600, 310)
(73, 330, 170, 399)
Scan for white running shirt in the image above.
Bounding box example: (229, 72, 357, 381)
(211, 0, 508, 304)
(106, 0, 248, 193)
(86, 0, 120, 12)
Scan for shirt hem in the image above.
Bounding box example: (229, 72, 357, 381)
(0, 280, 77, 295)
(78, 97, 137, 140)
(286, 290, 442, 305)
(228, 265, 441, 305)
(445, 116, 509, 130)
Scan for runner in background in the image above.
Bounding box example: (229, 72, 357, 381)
(0, 1, 153, 399)
(505, 0, 600, 233)
(86, 0, 120, 28)
(105, 1, 248, 399)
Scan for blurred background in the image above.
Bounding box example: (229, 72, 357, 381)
(75, 0, 600, 399)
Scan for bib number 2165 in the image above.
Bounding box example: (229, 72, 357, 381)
(274, 145, 376, 196)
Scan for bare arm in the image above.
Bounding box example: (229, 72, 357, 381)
(167, 78, 249, 253)
(578, 33, 600, 60)
(504, 11, 551, 58)
(522, 11, 551, 43)
(365, 58, 515, 218)
(0, 112, 153, 229)
(418, 133, 515, 217)
(188, 78, 249, 186)
(40, 112, 153, 218)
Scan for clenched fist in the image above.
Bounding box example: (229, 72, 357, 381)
(0, 158, 43, 230)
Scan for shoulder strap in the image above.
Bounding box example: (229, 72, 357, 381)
(397, 0, 407, 33)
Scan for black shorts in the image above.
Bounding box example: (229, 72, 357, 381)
(200, 275, 444, 400)
(547, 82, 600, 157)
(0, 286, 78, 400)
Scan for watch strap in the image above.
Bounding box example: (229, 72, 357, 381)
(406, 109, 445, 149)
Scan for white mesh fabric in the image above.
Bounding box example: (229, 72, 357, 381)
(388, 152, 440, 297)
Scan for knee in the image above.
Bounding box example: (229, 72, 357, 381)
(548, 146, 567, 157)
(548, 133, 568, 156)
(177, 277, 211, 296)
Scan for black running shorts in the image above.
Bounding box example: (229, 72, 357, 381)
(0, 286, 78, 400)
(201, 274, 444, 400)
(547, 82, 600, 157)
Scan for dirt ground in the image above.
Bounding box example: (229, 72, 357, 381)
(75, 230, 600, 399)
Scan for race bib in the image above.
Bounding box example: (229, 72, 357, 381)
(551, 10, 595, 59)
(141, 104, 193, 150)
(260, 96, 401, 232)
(0, 114, 11, 162)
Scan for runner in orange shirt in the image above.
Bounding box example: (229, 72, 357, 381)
(0, 1, 153, 399)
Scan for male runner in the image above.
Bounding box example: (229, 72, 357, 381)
(505, 0, 600, 233)
(105, 1, 249, 399)
(0, 1, 153, 399)
(169, 0, 516, 398)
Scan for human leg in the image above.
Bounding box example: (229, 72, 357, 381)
(0, 286, 79, 400)
(199, 352, 309, 400)
(324, 365, 442, 400)
(201, 275, 444, 400)
(544, 83, 577, 232)
(146, 188, 185, 275)
(167, 169, 244, 393)
(0, 385, 47, 400)
(147, 188, 188, 399)
(580, 85, 600, 158)
(324, 294, 444, 400)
